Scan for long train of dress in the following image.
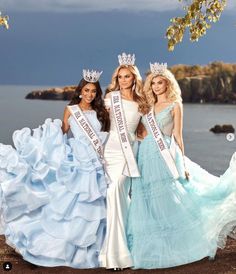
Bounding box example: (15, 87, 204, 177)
(0, 111, 107, 268)
(127, 103, 236, 269)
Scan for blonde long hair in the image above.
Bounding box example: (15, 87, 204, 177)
(144, 69, 182, 107)
(106, 65, 149, 114)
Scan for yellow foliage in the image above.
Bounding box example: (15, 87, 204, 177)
(0, 11, 9, 29)
(166, 0, 227, 51)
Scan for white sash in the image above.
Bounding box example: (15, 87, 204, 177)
(111, 91, 140, 177)
(146, 108, 179, 179)
(67, 105, 104, 163)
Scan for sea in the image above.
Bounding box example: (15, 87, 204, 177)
(0, 85, 235, 176)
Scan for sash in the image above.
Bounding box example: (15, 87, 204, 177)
(146, 108, 179, 179)
(111, 91, 140, 177)
(67, 105, 104, 163)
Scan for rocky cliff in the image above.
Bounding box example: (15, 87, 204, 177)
(25, 86, 76, 100)
(178, 74, 236, 103)
(25, 62, 236, 103)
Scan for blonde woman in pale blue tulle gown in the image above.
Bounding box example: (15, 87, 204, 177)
(127, 62, 236, 269)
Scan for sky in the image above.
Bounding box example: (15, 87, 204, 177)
(1, 0, 236, 12)
(0, 0, 236, 86)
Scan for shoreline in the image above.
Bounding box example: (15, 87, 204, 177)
(0, 235, 236, 274)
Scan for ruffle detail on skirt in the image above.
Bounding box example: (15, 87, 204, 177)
(0, 118, 107, 268)
(127, 136, 236, 269)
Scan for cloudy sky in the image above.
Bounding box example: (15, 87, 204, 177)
(1, 0, 236, 12)
(0, 0, 236, 85)
(0, 0, 188, 12)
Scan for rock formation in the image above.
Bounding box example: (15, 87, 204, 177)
(178, 75, 236, 103)
(210, 124, 235, 134)
(25, 62, 236, 103)
(25, 86, 76, 100)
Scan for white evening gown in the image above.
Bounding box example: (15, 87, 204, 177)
(99, 93, 141, 268)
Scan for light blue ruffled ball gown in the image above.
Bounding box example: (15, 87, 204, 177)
(127, 102, 236, 269)
(0, 109, 108, 268)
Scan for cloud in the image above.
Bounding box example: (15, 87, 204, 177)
(226, 1, 236, 11)
(1, 0, 182, 12)
(1, 0, 235, 13)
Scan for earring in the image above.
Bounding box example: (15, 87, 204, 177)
(132, 81, 136, 92)
(79, 94, 82, 98)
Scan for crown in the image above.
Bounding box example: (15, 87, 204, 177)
(150, 62, 168, 75)
(82, 69, 103, 83)
(118, 52, 135, 66)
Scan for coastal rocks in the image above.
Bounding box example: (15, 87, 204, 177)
(25, 62, 236, 103)
(178, 75, 236, 103)
(210, 124, 235, 134)
(25, 86, 76, 100)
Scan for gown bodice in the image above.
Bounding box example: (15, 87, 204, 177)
(68, 109, 107, 144)
(105, 92, 141, 142)
(142, 102, 175, 137)
(69, 110, 101, 138)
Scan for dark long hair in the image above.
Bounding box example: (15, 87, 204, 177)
(69, 79, 110, 132)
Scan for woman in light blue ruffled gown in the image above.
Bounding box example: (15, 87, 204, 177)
(0, 71, 110, 268)
(127, 63, 236, 269)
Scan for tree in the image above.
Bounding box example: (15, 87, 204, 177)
(0, 11, 9, 29)
(166, 0, 227, 51)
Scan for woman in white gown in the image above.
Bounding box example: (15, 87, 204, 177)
(99, 53, 148, 269)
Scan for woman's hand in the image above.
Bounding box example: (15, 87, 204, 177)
(136, 122, 147, 141)
(185, 170, 190, 181)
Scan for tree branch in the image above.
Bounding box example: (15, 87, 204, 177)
(166, 0, 227, 51)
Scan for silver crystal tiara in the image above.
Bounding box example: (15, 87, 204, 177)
(82, 69, 103, 83)
(118, 52, 135, 66)
(150, 62, 168, 75)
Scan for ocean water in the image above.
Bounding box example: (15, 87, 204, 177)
(0, 85, 235, 176)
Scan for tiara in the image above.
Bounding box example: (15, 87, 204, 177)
(150, 62, 168, 75)
(82, 69, 103, 83)
(118, 52, 135, 66)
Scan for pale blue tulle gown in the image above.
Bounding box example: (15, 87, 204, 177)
(127, 102, 236, 269)
(0, 110, 108, 268)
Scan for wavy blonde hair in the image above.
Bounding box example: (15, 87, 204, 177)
(106, 65, 149, 114)
(144, 69, 182, 108)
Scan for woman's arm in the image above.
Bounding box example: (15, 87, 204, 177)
(172, 102, 189, 180)
(172, 102, 184, 155)
(104, 92, 111, 112)
(62, 106, 70, 134)
(136, 121, 147, 140)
